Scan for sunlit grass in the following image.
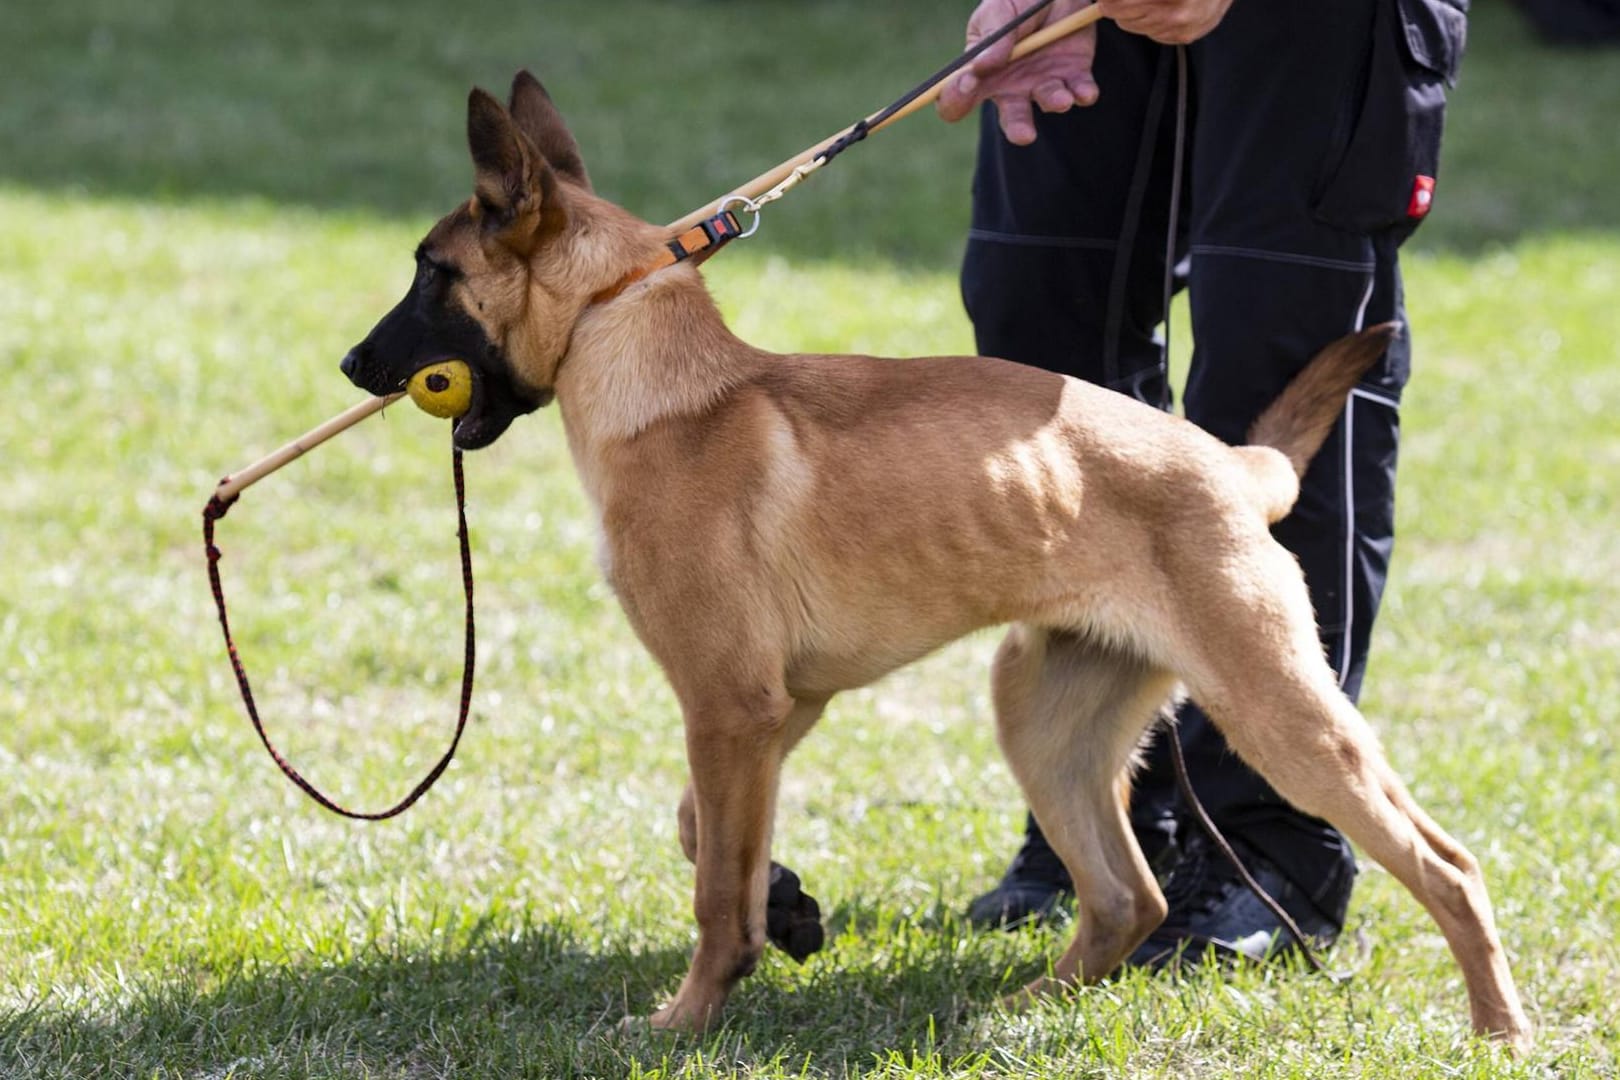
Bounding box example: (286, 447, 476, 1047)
(2, 181, 1616, 1077)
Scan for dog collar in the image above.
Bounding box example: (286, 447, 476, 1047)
(590, 209, 746, 307)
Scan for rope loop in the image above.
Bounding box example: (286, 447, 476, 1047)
(203, 437, 475, 821)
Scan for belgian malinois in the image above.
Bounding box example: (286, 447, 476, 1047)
(340, 72, 1530, 1048)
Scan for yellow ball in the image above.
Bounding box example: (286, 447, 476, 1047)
(407, 360, 473, 419)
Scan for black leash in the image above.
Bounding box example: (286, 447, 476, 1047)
(814, 0, 1061, 168)
(1166, 721, 1346, 977)
(203, 439, 475, 820)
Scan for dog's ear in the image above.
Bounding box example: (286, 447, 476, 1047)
(467, 87, 560, 254)
(509, 71, 590, 191)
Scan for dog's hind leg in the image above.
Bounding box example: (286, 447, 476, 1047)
(989, 624, 1177, 995)
(1176, 551, 1532, 1048)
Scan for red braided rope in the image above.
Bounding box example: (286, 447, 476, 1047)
(203, 441, 475, 820)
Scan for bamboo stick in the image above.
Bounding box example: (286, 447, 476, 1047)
(213, 392, 405, 502)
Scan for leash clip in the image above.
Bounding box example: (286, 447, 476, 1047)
(717, 193, 763, 239)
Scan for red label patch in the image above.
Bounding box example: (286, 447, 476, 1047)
(1407, 175, 1436, 219)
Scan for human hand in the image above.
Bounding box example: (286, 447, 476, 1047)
(1099, 0, 1235, 45)
(936, 0, 1238, 145)
(936, 0, 1100, 147)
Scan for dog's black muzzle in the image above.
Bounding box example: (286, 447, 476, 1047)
(341, 283, 544, 450)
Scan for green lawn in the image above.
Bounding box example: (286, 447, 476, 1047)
(2, 2, 1618, 1077)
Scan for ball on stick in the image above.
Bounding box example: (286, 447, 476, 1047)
(407, 360, 473, 419)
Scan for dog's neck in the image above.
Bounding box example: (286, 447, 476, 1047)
(555, 261, 761, 462)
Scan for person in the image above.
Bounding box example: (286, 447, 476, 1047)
(936, 0, 1468, 965)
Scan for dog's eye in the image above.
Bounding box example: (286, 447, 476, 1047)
(417, 258, 461, 293)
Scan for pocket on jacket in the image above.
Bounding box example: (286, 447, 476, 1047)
(1312, 0, 1467, 238)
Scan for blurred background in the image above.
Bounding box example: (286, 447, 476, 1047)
(6, 0, 1614, 256)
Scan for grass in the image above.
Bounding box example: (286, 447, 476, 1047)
(1, 0, 1618, 1076)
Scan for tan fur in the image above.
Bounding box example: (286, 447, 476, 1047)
(419, 74, 1531, 1049)
(1249, 322, 1400, 480)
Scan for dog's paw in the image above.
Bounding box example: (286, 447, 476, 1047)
(1000, 974, 1081, 1014)
(616, 1000, 710, 1038)
(766, 862, 825, 963)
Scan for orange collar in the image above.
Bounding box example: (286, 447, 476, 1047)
(590, 208, 746, 306)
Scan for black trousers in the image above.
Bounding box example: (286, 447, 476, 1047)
(962, 0, 1464, 888)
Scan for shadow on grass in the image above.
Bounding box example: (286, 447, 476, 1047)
(0, 918, 1036, 1077)
(4, 0, 1616, 264)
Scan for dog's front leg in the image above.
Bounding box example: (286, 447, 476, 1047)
(674, 692, 832, 966)
(648, 684, 792, 1033)
(677, 782, 826, 962)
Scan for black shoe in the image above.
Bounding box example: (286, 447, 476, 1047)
(967, 813, 1185, 930)
(1125, 831, 1354, 969)
(966, 816, 1075, 929)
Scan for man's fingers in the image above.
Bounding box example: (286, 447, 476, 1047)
(967, 0, 1023, 74)
(970, 31, 1020, 75)
(1099, 0, 1235, 45)
(995, 94, 1038, 146)
(937, 72, 980, 123)
(940, 1, 1101, 137)
(1034, 78, 1076, 113)
(1066, 72, 1101, 107)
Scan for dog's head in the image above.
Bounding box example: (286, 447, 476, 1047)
(341, 71, 618, 449)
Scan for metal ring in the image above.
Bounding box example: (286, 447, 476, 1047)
(718, 194, 763, 239)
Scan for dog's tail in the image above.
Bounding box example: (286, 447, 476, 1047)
(1249, 322, 1399, 477)
(1240, 322, 1398, 523)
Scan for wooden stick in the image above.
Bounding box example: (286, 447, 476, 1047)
(667, 4, 1106, 234)
(214, 392, 405, 502)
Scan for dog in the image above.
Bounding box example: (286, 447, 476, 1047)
(339, 71, 1531, 1049)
